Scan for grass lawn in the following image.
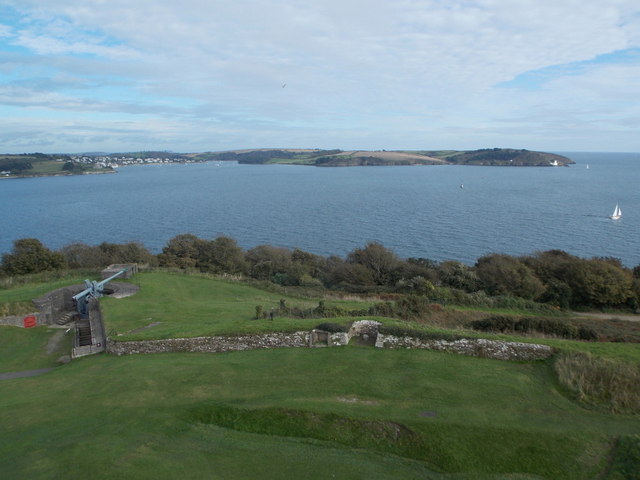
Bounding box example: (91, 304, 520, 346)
(0, 325, 73, 372)
(0, 276, 90, 304)
(101, 272, 374, 340)
(1, 347, 638, 479)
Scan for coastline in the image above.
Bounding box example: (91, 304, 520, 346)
(0, 169, 117, 180)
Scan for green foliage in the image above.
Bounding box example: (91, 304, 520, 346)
(61, 161, 87, 172)
(525, 251, 637, 309)
(158, 233, 201, 269)
(475, 254, 545, 300)
(1, 238, 66, 276)
(60, 243, 111, 268)
(565, 258, 634, 308)
(554, 352, 640, 414)
(96, 241, 157, 266)
(198, 236, 247, 275)
(347, 242, 399, 286)
(0, 158, 32, 172)
(437, 260, 479, 291)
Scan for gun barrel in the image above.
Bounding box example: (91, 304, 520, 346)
(100, 267, 130, 286)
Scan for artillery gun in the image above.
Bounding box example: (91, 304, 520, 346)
(72, 267, 130, 316)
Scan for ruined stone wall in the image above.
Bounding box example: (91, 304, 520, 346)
(107, 329, 552, 361)
(107, 331, 310, 355)
(375, 334, 553, 361)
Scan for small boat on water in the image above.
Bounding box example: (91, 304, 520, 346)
(610, 204, 622, 220)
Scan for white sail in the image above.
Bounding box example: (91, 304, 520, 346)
(610, 204, 622, 220)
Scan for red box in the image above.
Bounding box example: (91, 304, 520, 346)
(23, 316, 37, 328)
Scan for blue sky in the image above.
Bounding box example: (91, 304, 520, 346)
(1, 0, 639, 153)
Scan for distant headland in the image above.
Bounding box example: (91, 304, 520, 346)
(0, 148, 573, 178)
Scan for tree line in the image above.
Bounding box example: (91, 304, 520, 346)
(1, 236, 639, 311)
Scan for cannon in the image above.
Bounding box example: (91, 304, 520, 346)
(72, 267, 130, 316)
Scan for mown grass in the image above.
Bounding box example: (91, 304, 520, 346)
(0, 272, 94, 316)
(0, 270, 97, 301)
(101, 272, 374, 340)
(0, 325, 72, 372)
(1, 348, 638, 479)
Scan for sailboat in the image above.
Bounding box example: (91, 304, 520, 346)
(610, 204, 622, 220)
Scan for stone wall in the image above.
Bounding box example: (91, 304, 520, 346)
(32, 287, 77, 325)
(107, 329, 553, 361)
(375, 334, 553, 361)
(107, 331, 310, 355)
(0, 314, 40, 328)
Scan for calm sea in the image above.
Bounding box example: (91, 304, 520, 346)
(1, 152, 639, 266)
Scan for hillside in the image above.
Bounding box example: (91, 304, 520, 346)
(195, 148, 573, 167)
(1, 149, 574, 177)
(431, 148, 574, 166)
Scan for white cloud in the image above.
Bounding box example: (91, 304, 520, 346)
(0, 0, 639, 152)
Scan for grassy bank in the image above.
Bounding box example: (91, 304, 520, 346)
(1, 348, 638, 479)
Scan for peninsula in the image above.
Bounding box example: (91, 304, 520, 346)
(1, 148, 573, 178)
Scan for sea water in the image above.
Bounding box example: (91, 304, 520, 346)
(1, 152, 638, 266)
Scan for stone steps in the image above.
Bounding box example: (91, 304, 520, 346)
(56, 311, 77, 325)
(76, 319, 93, 346)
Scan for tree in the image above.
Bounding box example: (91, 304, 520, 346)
(1, 238, 66, 275)
(347, 242, 399, 286)
(246, 245, 293, 282)
(437, 260, 479, 292)
(98, 242, 157, 266)
(158, 234, 204, 269)
(60, 243, 111, 268)
(197, 236, 247, 274)
(563, 258, 633, 308)
(324, 261, 375, 288)
(475, 253, 544, 300)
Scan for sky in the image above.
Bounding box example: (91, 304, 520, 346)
(0, 0, 639, 154)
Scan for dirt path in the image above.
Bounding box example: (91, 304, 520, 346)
(0, 368, 55, 381)
(572, 312, 640, 322)
(45, 330, 66, 354)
